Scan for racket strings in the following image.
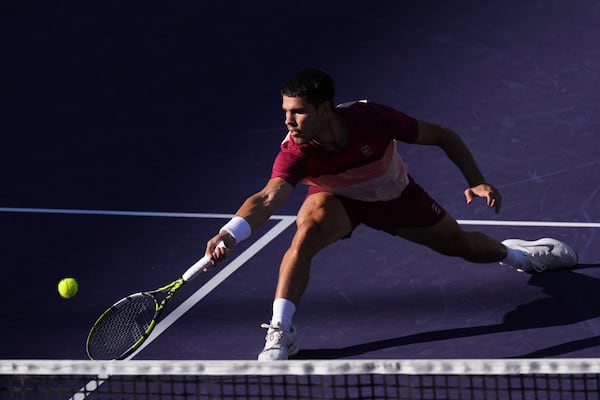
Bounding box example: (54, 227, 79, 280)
(87, 294, 157, 360)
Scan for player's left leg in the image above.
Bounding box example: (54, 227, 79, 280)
(391, 213, 578, 272)
(391, 212, 507, 263)
(377, 177, 576, 272)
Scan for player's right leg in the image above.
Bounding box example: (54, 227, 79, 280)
(275, 191, 353, 304)
(258, 191, 353, 361)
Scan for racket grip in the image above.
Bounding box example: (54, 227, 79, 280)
(182, 240, 227, 282)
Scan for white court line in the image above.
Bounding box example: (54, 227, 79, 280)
(0, 207, 281, 220)
(457, 219, 600, 228)
(1, 207, 598, 227)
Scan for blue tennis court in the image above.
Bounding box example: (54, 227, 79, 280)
(2, 1, 600, 362)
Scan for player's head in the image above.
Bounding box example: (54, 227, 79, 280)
(281, 69, 336, 145)
(281, 68, 335, 109)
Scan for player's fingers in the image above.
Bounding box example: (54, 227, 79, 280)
(205, 242, 213, 259)
(207, 237, 232, 266)
(464, 188, 474, 205)
(487, 193, 494, 207)
(205, 240, 221, 263)
(486, 190, 502, 214)
(204, 248, 227, 271)
(493, 193, 502, 214)
(214, 246, 228, 260)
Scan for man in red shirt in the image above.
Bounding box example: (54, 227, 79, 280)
(206, 68, 577, 361)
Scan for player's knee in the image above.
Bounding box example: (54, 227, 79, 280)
(291, 219, 330, 255)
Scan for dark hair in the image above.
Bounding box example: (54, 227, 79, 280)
(281, 68, 335, 108)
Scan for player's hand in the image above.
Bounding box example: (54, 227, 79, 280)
(464, 183, 502, 214)
(205, 233, 234, 266)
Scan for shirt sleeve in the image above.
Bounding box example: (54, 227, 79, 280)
(270, 148, 308, 187)
(368, 102, 419, 143)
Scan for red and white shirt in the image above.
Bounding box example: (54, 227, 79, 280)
(271, 100, 419, 202)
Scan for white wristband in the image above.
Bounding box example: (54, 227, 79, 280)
(220, 216, 252, 243)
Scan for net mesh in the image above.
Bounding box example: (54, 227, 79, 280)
(86, 294, 157, 360)
(2, 359, 600, 400)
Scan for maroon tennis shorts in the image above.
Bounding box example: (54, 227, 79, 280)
(306, 175, 446, 233)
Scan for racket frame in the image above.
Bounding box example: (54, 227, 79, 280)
(86, 243, 222, 360)
(86, 279, 184, 360)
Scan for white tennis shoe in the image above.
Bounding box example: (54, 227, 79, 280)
(258, 322, 299, 361)
(500, 238, 578, 273)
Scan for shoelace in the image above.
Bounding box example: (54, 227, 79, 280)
(261, 323, 284, 342)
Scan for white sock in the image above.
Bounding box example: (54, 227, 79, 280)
(501, 246, 527, 268)
(271, 298, 296, 331)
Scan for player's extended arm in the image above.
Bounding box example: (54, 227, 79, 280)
(206, 177, 294, 261)
(236, 177, 293, 231)
(416, 120, 501, 213)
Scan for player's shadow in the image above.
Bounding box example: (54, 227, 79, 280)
(295, 264, 600, 359)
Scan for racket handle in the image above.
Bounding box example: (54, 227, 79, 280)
(181, 240, 227, 282)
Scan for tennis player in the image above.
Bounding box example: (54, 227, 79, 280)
(205, 68, 577, 361)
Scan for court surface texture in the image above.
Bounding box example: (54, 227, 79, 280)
(2, 1, 600, 361)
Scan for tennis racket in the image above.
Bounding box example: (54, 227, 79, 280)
(86, 241, 226, 360)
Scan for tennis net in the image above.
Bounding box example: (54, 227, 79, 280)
(2, 358, 600, 400)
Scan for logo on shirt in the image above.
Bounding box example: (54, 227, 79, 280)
(361, 145, 372, 157)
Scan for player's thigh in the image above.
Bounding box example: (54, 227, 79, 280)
(295, 191, 353, 247)
(392, 213, 467, 255)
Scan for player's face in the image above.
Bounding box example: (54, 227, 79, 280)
(282, 95, 324, 145)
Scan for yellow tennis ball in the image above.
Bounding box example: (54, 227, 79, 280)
(58, 278, 78, 299)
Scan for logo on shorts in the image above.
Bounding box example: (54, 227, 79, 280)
(361, 145, 372, 157)
(431, 203, 442, 214)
